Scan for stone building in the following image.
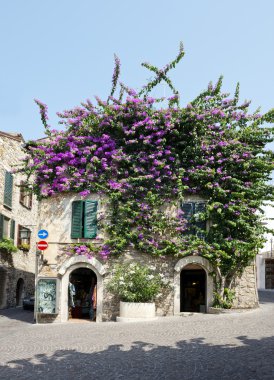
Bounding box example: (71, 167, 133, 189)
(256, 203, 274, 290)
(36, 192, 258, 323)
(0, 131, 38, 309)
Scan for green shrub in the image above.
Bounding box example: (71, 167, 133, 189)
(0, 238, 17, 254)
(107, 262, 169, 303)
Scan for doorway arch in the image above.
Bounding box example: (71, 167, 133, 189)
(69, 267, 97, 320)
(174, 256, 214, 314)
(58, 255, 105, 322)
(16, 278, 24, 306)
(180, 265, 206, 312)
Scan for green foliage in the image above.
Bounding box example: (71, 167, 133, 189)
(0, 238, 18, 254)
(107, 262, 169, 302)
(213, 288, 235, 309)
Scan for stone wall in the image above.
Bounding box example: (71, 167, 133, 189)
(232, 264, 259, 309)
(0, 132, 38, 309)
(101, 250, 176, 321)
(36, 192, 259, 322)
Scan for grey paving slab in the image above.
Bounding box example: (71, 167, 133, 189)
(0, 291, 274, 379)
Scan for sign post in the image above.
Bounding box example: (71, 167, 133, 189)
(35, 230, 49, 323)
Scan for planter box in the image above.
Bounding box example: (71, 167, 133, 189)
(116, 301, 157, 322)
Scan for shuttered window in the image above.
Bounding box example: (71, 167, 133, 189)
(0, 214, 10, 240)
(19, 181, 33, 209)
(4, 171, 13, 208)
(181, 203, 194, 235)
(181, 201, 206, 237)
(84, 201, 98, 238)
(0, 214, 3, 240)
(194, 202, 206, 238)
(71, 200, 98, 239)
(10, 220, 15, 242)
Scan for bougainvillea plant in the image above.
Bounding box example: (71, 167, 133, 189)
(21, 43, 274, 305)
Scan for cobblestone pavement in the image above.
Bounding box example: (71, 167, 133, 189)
(0, 291, 274, 380)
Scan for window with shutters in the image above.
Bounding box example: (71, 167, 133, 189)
(10, 219, 15, 242)
(3, 171, 13, 209)
(181, 202, 206, 238)
(0, 214, 14, 241)
(19, 181, 33, 209)
(71, 200, 98, 239)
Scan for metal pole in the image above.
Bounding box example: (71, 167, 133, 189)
(271, 238, 273, 258)
(34, 250, 40, 323)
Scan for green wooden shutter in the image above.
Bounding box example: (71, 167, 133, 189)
(10, 219, 15, 242)
(194, 202, 206, 238)
(0, 214, 4, 240)
(181, 202, 194, 234)
(84, 200, 98, 239)
(4, 171, 13, 208)
(71, 201, 84, 238)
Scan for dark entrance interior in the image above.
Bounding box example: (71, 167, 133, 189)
(69, 268, 97, 320)
(180, 267, 206, 312)
(265, 259, 274, 289)
(16, 278, 24, 306)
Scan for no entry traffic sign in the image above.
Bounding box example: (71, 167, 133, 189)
(37, 241, 48, 251)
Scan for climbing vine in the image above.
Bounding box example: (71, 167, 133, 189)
(21, 43, 274, 303)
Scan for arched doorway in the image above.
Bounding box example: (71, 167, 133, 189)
(68, 268, 97, 320)
(180, 264, 206, 312)
(58, 255, 105, 323)
(174, 256, 214, 315)
(16, 278, 24, 306)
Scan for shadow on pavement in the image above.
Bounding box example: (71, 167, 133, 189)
(0, 336, 274, 380)
(258, 290, 274, 304)
(0, 308, 34, 324)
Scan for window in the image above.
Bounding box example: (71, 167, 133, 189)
(4, 171, 13, 208)
(17, 225, 31, 250)
(181, 202, 206, 238)
(0, 214, 15, 241)
(19, 181, 33, 209)
(71, 200, 98, 239)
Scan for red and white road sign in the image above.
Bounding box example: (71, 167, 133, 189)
(37, 241, 48, 251)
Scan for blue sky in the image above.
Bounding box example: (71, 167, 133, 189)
(1, 0, 274, 141)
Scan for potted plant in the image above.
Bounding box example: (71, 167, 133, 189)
(107, 262, 168, 322)
(18, 243, 30, 252)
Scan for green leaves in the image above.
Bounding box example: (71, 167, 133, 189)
(107, 262, 169, 302)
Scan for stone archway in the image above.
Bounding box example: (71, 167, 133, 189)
(58, 255, 106, 322)
(174, 256, 214, 315)
(16, 278, 25, 306)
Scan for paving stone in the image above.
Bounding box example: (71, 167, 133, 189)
(0, 291, 273, 379)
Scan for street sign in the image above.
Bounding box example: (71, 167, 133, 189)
(38, 229, 48, 239)
(37, 241, 48, 251)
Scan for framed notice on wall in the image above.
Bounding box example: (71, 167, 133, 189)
(37, 278, 57, 314)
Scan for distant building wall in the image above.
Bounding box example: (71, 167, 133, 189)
(0, 132, 38, 308)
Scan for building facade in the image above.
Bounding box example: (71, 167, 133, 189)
(0, 131, 38, 309)
(256, 203, 274, 290)
(36, 192, 258, 323)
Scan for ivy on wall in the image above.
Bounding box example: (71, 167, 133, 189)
(21, 43, 274, 303)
